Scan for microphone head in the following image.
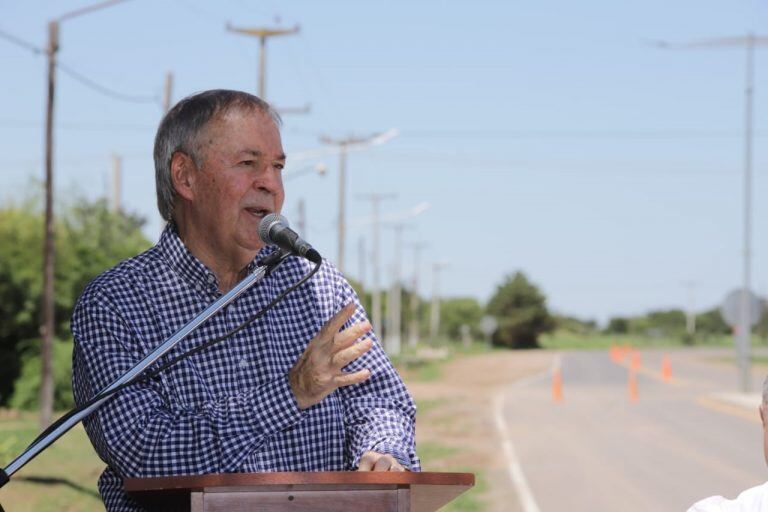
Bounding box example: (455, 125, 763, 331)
(258, 213, 289, 245)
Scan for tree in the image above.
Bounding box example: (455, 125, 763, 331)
(440, 297, 483, 342)
(604, 317, 629, 334)
(486, 271, 554, 349)
(554, 314, 597, 335)
(0, 195, 151, 409)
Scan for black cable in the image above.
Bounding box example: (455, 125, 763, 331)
(25, 258, 321, 453)
(0, 28, 44, 55)
(57, 62, 160, 105)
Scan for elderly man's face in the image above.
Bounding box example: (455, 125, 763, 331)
(190, 108, 285, 254)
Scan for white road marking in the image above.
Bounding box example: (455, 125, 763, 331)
(494, 389, 542, 512)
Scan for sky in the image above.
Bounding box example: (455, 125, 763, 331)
(1, 0, 768, 324)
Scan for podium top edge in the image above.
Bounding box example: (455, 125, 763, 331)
(124, 471, 474, 492)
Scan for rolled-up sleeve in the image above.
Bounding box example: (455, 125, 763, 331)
(330, 272, 421, 471)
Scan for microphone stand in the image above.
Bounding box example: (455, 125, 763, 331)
(0, 250, 290, 491)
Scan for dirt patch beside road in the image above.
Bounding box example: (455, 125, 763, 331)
(400, 348, 553, 511)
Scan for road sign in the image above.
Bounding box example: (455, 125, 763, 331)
(719, 289, 763, 328)
(480, 315, 498, 337)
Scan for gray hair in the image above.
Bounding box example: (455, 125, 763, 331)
(154, 89, 282, 222)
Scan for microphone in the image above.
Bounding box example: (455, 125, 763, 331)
(258, 213, 322, 264)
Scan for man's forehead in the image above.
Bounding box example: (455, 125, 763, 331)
(201, 109, 282, 149)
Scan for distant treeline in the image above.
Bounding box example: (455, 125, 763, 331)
(555, 306, 768, 343)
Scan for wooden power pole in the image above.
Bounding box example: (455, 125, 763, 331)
(225, 23, 300, 101)
(40, 19, 58, 429)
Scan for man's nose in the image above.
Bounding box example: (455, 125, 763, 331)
(253, 165, 283, 194)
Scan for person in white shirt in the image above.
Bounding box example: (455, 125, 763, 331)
(687, 376, 768, 511)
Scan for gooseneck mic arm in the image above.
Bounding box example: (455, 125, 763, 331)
(0, 249, 291, 489)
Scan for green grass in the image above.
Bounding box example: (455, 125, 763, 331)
(417, 439, 486, 511)
(417, 441, 460, 463)
(442, 469, 487, 512)
(0, 412, 104, 512)
(540, 331, 736, 350)
(415, 398, 448, 416)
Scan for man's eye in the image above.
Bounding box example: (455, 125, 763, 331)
(241, 160, 254, 166)
(275, 163, 285, 171)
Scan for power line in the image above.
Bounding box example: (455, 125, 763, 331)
(57, 61, 160, 104)
(0, 27, 43, 54)
(0, 27, 159, 105)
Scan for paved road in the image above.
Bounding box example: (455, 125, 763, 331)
(498, 348, 768, 512)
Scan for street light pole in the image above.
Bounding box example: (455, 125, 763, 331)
(740, 33, 755, 393)
(358, 193, 396, 339)
(655, 33, 768, 392)
(408, 242, 428, 348)
(321, 133, 394, 274)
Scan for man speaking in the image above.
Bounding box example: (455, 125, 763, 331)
(71, 90, 420, 511)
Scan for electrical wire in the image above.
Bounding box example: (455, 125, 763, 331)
(0, 27, 159, 105)
(56, 61, 160, 105)
(0, 28, 43, 55)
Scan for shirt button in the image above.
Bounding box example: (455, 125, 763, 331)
(239, 358, 248, 368)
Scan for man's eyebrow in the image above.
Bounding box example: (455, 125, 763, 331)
(238, 149, 286, 161)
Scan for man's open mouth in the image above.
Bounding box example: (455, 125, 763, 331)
(245, 207, 271, 218)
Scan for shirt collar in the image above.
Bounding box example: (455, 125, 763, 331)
(157, 222, 278, 295)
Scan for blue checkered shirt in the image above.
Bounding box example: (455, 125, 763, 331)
(71, 224, 420, 511)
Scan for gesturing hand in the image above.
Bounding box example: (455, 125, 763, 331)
(288, 303, 373, 410)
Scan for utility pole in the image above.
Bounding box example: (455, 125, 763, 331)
(39, 0, 129, 430)
(358, 193, 395, 338)
(320, 134, 383, 274)
(111, 153, 122, 213)
(162, 71, 174, 113)
(225, 22, 309, 113)
(40, 19, 58, 431)
(682, 281, 698, 336)
(358, 235, 366, 293)
(408, 242, 428, 348)
(385, 223, 411, 356)
(655, 33, 768, 392)
(296, 198, 306, 236)
(429, 262, 449, 345)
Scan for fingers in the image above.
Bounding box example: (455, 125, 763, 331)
(333, 368, 371, 387)
(357, 452, 405, 472)
(374, 455, 404, 472)
(357, 451, 376, 471)
(319, 302, 357, 339)
(332, 336, 373, 368)
(333, 320, 372, 351)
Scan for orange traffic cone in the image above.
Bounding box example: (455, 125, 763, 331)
(628, 368, 639, 402)
(661, 354, 672, 382)
(609, 344, 620, 364)
(552, 365, 564, 402)
(630, 351, 641, 372)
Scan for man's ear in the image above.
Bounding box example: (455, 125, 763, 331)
(171, 151, 198, 202)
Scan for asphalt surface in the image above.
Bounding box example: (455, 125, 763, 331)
(498, 348, 768, 512)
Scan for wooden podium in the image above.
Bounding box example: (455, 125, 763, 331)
(124, 471, 474, 511)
